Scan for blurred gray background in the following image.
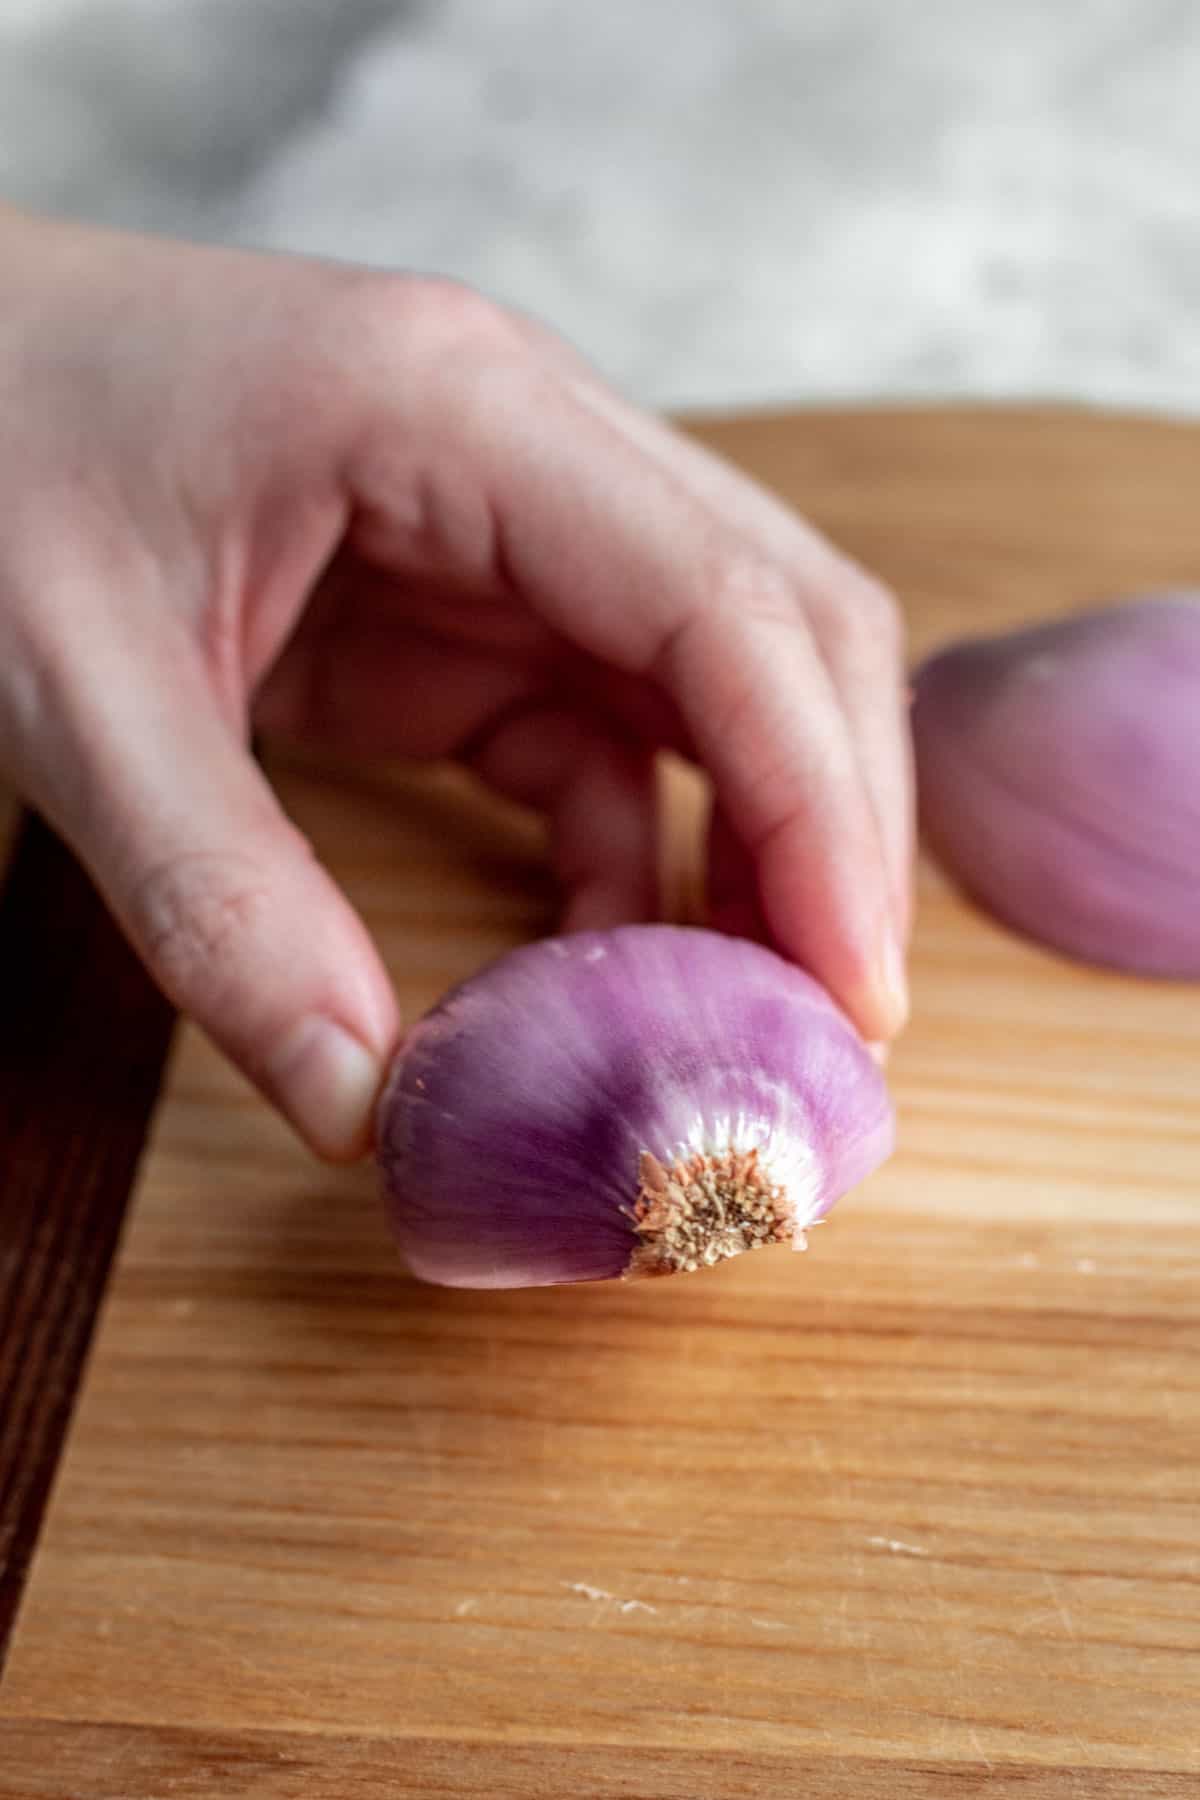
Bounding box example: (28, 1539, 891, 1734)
(3, 0, 1199, 413)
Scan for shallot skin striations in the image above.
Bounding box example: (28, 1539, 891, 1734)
(912, 594, 1200, 976)
(376, 925, 894, 1289)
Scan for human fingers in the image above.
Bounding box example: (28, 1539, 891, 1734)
(9, 595, 398, 1159)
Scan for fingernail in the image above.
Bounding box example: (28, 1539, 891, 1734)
(267, 1016, 382, 1161)
(877, 932, 910, 1038)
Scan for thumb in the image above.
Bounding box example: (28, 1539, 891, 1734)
(33, 631, 398, 1161)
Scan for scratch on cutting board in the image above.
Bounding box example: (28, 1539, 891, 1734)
(454, 1597, 479, 1617)
(1039, 1571, 1079, 1643)
(968, 1725, 996, 1774)
(868, 1535, 930, 1558)
(562, 1581, 657, 1616)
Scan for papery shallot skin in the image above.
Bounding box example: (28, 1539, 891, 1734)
(912, 593, 1200, 976)
(377, 925, 894, 1288)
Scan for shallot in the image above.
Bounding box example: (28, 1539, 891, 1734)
(377, 925, 893, 1288)
(912, 593, 1200, 975)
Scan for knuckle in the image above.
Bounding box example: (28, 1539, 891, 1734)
(818, 566, 904, 664)
(354, 272, 526, 368)
(850, 569, 904, 650)
(708, 550, 799, 631)
(130, 851, 276, 1007)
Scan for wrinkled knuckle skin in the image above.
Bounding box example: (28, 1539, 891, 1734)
(709, 552, 799, 631)
(130, 852, 274, 1010)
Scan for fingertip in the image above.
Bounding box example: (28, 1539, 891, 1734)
(754, 818, 907, 1044)
(846, 933, 910, 1043)
(562, 880, 643, 934)
(880, 931, 911, 1034)
(266, 1014, 386, 1162)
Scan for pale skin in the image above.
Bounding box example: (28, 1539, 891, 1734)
(0, 203, 912, 1160)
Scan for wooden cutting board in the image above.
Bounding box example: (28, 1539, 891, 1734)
(2, 407, 1199, 1797)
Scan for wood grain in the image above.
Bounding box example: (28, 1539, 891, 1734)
(0, 816, 174, 1667)
(3, 1721, 1199, 1799)
(1, 407, 1198, 1794)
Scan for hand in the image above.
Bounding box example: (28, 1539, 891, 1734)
(0, 206, 911, 1159)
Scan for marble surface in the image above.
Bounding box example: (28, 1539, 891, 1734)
(2, 0, 1199, 414)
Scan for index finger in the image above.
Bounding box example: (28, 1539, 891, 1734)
(548, 376, 915, 943)
(348, 321, 906, 1038)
